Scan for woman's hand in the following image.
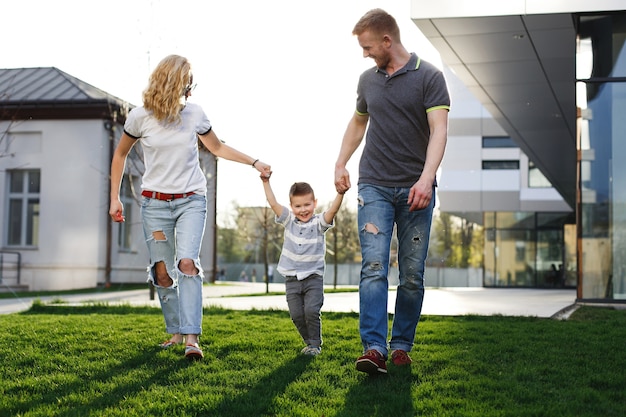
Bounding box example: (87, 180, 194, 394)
(254, 160, 271, 179)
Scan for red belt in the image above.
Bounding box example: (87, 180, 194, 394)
(141, 190, 195, 201)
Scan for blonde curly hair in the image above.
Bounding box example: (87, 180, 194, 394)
(142, 54, 192, 124)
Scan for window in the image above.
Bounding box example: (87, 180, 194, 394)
(118, 175, 134, 251)
(577, 12, 626, 299)
(6, 170, 40, 247)
(482, 160, 520, 170)
(482, 136, 517, 148)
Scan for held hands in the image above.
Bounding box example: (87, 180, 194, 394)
(334, 167, 351, 195)
(260, 171, 272, 183)
(253, 160, 272, 180)
(336, 177, 349, 196)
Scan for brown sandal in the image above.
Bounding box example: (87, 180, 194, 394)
(160, 339, 180, 349)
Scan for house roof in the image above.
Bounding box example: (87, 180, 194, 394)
(0, 67, 131, 121)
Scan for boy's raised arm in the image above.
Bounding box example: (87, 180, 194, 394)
(323, 192, 346, 225)
(261, 175, 283, 218)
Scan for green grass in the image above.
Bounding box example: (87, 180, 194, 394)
(0, 304, 624, 417)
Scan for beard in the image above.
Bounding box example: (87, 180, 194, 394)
(372, 52, 390, 69)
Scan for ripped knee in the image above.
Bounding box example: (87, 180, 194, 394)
(152, 230, 166, 241)
(178, 258, 199, 276)
(153, 261, 173, 287)
(366, 261, 385, 271)
(363, 223, 379, 234)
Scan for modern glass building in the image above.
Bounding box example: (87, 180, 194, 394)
(411, 1, 626, 302)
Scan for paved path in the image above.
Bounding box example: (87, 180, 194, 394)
(0, 282, 578, 318)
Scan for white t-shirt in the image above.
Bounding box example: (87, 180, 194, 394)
(124, 103, 212, 195)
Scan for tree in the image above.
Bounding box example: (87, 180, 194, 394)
(220, 200, 361, 291)
(458, 217, 474, 267)
(0, 120, 22, 161)
(217, 227, 246, 263)
(466, 220, 484, 268)
(327, 203, 359, 288)
(234, 204, 283, 293)
(431, 211, 455, 267)
(429, 211, 483, 268)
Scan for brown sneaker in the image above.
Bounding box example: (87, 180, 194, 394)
(356, 349, 388, 375)
(391, 349, 412, 366)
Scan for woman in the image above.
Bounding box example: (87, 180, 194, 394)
(109, 54, 270, 360)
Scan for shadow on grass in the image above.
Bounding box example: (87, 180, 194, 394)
(336, 362, 417, 416)
(20, 303, 284, 316)
(7, 304, 321, 416)
(7, 328, 315, 416)
(6, 344, 173, 416)
(20, 303, 363, 321)
(208, 355, 315, 415)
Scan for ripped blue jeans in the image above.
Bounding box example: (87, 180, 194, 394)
(357, 183, 434, 358)
(141, 193, 207, 336)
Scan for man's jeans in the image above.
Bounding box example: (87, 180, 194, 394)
(141, 193, 207, 336)
(357, 183, 435, 357)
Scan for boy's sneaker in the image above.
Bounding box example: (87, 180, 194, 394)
(300, 346, 321, 356)
(391, 349, 412, 366)
(355, 349, 387, 375)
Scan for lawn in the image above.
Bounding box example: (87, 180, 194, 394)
(0, 302, 624, 417)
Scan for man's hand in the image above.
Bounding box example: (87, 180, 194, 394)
(407, 178, 433, 211)
(335, 167, 351, 195)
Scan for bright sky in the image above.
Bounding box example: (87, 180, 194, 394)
(2, 0, 441, 225)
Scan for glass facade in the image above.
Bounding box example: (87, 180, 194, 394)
(577, 13, 626, 300)
(484, 212, 575, 288)
(480, 12, 626, 297)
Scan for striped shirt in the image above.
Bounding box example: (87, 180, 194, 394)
(275, 206, 334, 280)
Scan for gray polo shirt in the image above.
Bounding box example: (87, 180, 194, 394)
(356, 53, 450, 188)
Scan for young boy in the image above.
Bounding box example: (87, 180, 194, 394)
(261, 175, 346, 355)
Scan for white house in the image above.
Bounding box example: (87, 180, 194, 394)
(0, 67, 217, 291)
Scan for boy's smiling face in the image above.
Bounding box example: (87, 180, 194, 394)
(290, 193, 317, 223)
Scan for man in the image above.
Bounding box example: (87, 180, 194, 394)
(334, 8, 450, 375)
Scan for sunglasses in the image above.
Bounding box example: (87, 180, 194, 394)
(183, 74, 196, 96)
(183, 83, 196, 96)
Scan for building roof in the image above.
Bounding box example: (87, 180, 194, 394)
(412, 10, 579, 207)
(0, 67, 130, 121)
